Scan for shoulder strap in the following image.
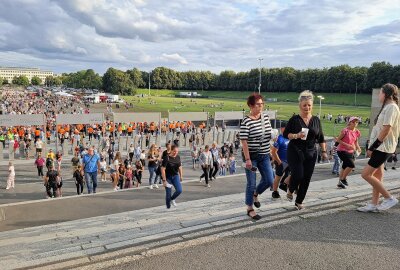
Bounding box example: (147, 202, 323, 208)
(259, 113, 266, 147)
(83, 154, 96, 170)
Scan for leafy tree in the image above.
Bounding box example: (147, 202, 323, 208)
(127, 68, 145, 88)
(0, 77, 3, 85)
(45, 76, 62, 86)
(3, 78, 8, 85)
(31, 76, 42, 85)
(366, 62, 393, 89)
(102, 68, 136, 95)
(12, 75, 29, 86)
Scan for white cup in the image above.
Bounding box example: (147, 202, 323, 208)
(301, 128, 309, 140)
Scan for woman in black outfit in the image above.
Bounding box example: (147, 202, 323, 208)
(283, 90, 328, 210)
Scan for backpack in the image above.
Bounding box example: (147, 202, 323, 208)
(46, 157, 53, 167)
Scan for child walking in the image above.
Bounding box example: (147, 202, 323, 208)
(6, 162, 15, 190)
(73, 165, 84, 195)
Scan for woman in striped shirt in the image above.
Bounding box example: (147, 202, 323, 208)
(240, 94, 274, 220)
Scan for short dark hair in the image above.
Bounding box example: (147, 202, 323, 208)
(171, 145, 178, 151)
(247, 94, 264, 107)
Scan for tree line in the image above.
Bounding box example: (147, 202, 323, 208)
(2, 61, 399, 95)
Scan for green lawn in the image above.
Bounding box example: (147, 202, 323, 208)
(119, 94, 372, 137)
(135, 89, 372, 107)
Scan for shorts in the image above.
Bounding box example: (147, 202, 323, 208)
(110, 169, 116, 174)
(36, 148, 42, 153)
(368, 150, 392, 168)
(275, 161, 290, 177)
(337, 151, 355, 169)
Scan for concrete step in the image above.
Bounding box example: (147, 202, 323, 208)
(0, 170, 398, 269)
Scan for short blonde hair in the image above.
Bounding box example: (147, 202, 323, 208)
(298, 90, 314, 102)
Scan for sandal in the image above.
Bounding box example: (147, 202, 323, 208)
(286, 192, 293, 202)
(295, 202, 304, 210)
(247, 209, 261, 220)
(253, 194, 261, 208)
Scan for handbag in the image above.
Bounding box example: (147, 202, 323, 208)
(242, 113, 266, 161)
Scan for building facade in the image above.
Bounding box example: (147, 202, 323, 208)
(0, 67, 54, 84)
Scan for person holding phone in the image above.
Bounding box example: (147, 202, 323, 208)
(240, 94, 274, 220)
(283, 90, 327, 210)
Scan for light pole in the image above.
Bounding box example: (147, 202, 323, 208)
(258, 58, 263, 94)
(148, 70, 151, 96)
(354, 81, 357, 106)
(317, 95, 324, 119)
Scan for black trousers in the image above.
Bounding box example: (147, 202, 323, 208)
(287, 149, 317, 204)
(210, 161, 219, 178)
(76, 181, 84, 195)
(37, 166, 44, 176)
(201, 166, 210, 184)
(46, 182, 57, 197)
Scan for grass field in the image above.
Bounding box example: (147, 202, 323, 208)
(134, 89, 372, 107)
(114, 92, 372, 137)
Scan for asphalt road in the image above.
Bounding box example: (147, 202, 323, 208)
(110, 204, 400, 270)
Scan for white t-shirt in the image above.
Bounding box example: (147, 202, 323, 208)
(369, 103, 400, 153)
(100, 160, 107, 170)
(35, 140, 43, 149)
(110, 159, 119, 170)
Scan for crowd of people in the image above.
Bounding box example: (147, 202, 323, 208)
(1, 85, 399, 217)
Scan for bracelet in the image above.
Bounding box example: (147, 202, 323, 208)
(322, 151, 327, 153)
(246, 159, 250, 161)
(293, 134, 297, 139)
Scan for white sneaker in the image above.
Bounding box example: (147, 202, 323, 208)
(154, 184, 159, 189)
(113, 188, 118, 191)
(207, 184, 211, 188)
(171, 200, 177, 207)
(377, 197, 398, 211)
(149, 185, 153, 189)
(357, 203, 378, 213)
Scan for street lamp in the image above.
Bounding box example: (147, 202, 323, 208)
(317, 95, 325, 119)
(148, 70, 152, 96)
(258, 58, 263, 94)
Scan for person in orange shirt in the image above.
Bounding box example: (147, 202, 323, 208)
(34, 128, 41, 142)
(117, 124, 122, 136)
(18, 128, 25, 139)
(88, 127, 94, 141)
(46, 130, 51, 144)
(127, 126, 133, 137)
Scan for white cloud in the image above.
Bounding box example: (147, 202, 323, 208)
(0, 0, 399, 74)
(161, 53, 188, 65)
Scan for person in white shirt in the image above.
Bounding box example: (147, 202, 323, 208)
(6, 162, 15, 190)
(199, 145, 213, 188)
(358, 83, 400, 212)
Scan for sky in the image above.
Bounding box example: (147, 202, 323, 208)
(0, 0, 399, 75)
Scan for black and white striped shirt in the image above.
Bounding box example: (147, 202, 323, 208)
(240, 113, 272, 154)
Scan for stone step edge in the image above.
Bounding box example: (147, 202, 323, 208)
(19, 188, 400, 270)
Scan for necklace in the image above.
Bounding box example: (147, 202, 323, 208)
(300, 114, 312, 125)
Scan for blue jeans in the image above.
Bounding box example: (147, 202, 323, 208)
(165, 174, 182, 208)
(332, 154, 340, 174)
(148, 166, 157, 186)
(85, 171, 98, 194)
(245, 154, 274, 206)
